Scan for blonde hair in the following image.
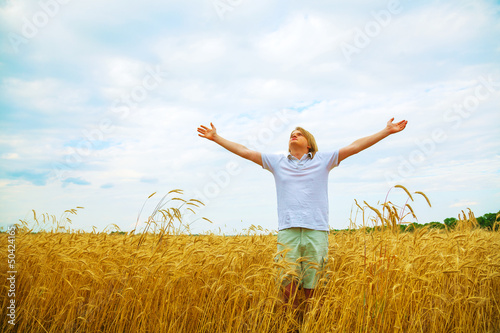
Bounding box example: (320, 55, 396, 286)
(289, 127, 318, 157)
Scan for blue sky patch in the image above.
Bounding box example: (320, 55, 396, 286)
(5, 170, 50, 186)
(62, 177, 91, 187)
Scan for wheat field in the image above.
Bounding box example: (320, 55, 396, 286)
(2, 188, 500, 332)
(2, 219, 500, 332)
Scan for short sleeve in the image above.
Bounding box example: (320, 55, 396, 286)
(261, 153, 282, 173)
(319, 150, 340, 170)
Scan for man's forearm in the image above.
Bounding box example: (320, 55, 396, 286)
(198, 122, 262, 166)
(213, 134, 251, 158)
(350, 127, 392, 154)
(338, 118, 407, 163)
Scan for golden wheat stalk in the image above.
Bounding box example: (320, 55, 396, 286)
(414, 191, 431, 207)
(395, 184, 414, 201)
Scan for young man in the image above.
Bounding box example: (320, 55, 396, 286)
(197, 118, 407, 306)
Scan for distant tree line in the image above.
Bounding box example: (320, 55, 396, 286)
(403, 211, 500, 232)
(330, 210, 500, 233)
(389, 210, 499, 233)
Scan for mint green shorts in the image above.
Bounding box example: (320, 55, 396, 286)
(276, 228, 329, 289)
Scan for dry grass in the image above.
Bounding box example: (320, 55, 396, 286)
(1, 190, 500, 332)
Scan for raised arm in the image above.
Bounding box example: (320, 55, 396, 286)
(197, 122, 263, 167)
(338, 118, 407, 163)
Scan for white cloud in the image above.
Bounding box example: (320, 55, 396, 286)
(450, 201, 479, 208)
(1, 153, 19, 160)
(2, 78, 90, 114)
(256, 13, 345, 69)
(1, 0, 499, 232)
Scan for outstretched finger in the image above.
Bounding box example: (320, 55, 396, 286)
(398, 120, 408, 130)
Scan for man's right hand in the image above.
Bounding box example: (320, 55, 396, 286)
(197, 122, 217, 141)
(197, 122, 263, 166)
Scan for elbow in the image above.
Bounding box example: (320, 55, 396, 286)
(349, 143, 362, 156)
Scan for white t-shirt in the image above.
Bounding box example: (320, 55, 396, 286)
(261, 150, 340, 231)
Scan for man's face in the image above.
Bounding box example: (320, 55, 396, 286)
(289, 130, 310, 151)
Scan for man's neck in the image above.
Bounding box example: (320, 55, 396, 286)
(289, 149, 309, 160)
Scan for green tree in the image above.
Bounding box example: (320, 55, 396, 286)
(444, 217, 457, 228)
(427, 221, 445, 229)
(477, 212, 499, 230)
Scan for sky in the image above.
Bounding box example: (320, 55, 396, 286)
(1, 0, 499, 234)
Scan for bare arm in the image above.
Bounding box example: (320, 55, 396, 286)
(197, 122, 263, 167)
(338, 118, 407, 163)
